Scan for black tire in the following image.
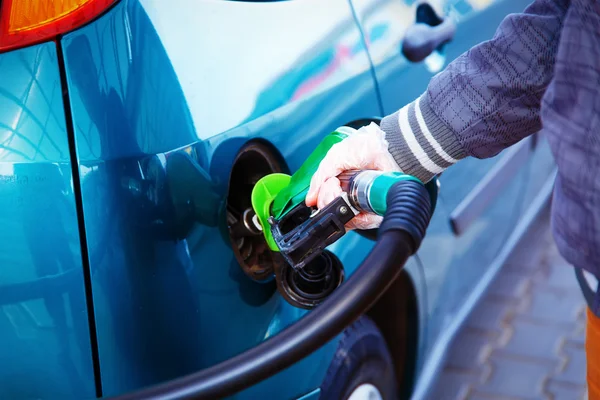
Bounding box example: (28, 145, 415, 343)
(319, 315, 398, 400)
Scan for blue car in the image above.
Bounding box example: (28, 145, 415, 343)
(0, 0, 556, 399)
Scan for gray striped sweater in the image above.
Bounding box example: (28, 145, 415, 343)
(378, 0, 600, 295)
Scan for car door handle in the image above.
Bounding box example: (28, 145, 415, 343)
(401, 3, 456, 63)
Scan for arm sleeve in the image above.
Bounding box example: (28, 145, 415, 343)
(379, 0, 569, 183)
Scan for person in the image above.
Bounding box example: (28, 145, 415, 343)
(305, 0, 599, 396)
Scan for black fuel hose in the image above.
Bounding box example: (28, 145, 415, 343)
(111, 179, 433, 400)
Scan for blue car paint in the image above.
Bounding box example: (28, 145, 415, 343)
(60, 0, 410, 397)
(0, 43, 96, 398)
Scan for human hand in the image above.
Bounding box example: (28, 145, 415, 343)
(305, 123, 401, 230)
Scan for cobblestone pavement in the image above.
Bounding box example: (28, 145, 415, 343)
(428, 209, 589, 400)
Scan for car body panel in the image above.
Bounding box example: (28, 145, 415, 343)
(138, 0, 380, 143)
(0, 42, 96, 399)
(418, 147, 529, 358)
(61, 0, 429, 397)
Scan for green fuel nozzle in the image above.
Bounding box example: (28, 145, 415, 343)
(250, 127, 437, 271)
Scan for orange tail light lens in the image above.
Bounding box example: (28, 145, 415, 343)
(0, 0, 117, 53)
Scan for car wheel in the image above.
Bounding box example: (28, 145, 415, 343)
(320, 315, 398, 400)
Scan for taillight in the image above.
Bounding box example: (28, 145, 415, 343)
(0, 0, 117, 53)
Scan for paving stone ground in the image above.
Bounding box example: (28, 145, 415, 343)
(428, 208, 589, 400)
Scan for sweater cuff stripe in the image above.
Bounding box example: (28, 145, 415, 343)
(407, 102, 453, 169)
(418, 93, 467, 160)
(398, 104, 445, 175)
(381, 110, 433, 183)
(415, 96, 460, 164)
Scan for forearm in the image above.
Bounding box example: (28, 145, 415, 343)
(380, 0, 568, 183)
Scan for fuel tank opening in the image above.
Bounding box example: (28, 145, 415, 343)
(276, 251, 344, 310)
(226, 141, 287, 282)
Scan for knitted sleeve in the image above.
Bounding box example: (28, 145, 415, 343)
(379, 0, 568, 183)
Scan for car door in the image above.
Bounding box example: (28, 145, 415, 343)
(349, 0, 536, 357)
(60, 0, 410, 398)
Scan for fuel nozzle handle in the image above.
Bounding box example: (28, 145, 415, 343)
(270, 169, 436, 271)
(338, 170, 424, 215)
